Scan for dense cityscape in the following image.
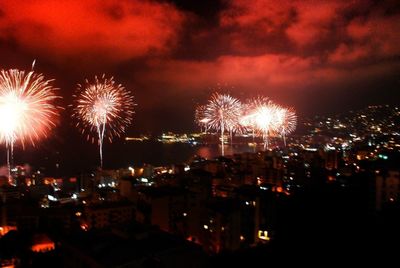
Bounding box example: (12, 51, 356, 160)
(0, 104, 399, 266)
(1, 0, 399, 267)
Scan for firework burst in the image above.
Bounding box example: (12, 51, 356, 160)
(275, 107, 297, 146)
(72, 75, 135, 167)
(204, 93, 242, 156)
(196, 93, 297, 152)
(241, 97, 270, 140)
(243, 97, 280, 150)
(194, 105, 210, 133)
(0, 68, 60, 178)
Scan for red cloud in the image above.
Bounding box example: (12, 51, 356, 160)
(138, 0, 399, 96)
(140, 54, 399, 101)
(220, 0, 346, 47)
(139, 54, 341, 92)
(328, 43, 372, 65)
(285, 1, 344, 47)
(220, 0, 293, 30)
(347, 15, 400, 57)
(0, 0, 185, 62)
(219, 0, 399, 56)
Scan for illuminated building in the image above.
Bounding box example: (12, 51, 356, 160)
(84, 201, 134, 229)
(95, 169, 119, 189)
(31, 233, 55, 253)
(143, 164, 155, 178)
(0, 259, 16, 268)
(119, 178, 134, 200)
(134, 186, 186, 234)
(198, 198, 241, 253)
(0, 186, 20, 203)
(0, 176, 8, 187)
(28, 184, 51, 200)
(62, 226, 206, 268)
(375, 170, 400, 210)
(324, 150, 339, 170)
(236, 185, 278, 246)
(0, 225, 17, 237)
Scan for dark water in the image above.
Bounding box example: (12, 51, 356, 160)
(106, 140, 257, 168)
(2, 140, 259, 175)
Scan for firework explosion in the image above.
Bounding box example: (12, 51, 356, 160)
(240, 97, 298, 150)
(204, 93, 242, 156)
(250, 100, 281, 150)
(194, 105, 210, 133)
(275, 107, 297, 146)
(198, 93, 297, 154)
(0, 68, 60, 178)
(72, 75, 135, 167)
(241, 97, 270, 141)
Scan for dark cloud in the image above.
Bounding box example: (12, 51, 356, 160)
(167, 0, 225, 23)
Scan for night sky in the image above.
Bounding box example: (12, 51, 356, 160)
(0, 0, 399, 134)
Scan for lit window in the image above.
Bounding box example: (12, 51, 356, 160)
(258, 230, 270, 241)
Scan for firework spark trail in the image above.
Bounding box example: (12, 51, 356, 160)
(226, 101, 246, 145)
(0, 68, 60, 179)
(227, 116, 246, 145)
(204, 93, 242, 156)
(72, 75, 135, 167)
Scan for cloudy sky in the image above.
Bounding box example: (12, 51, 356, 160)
(0, 0, 399, 133)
